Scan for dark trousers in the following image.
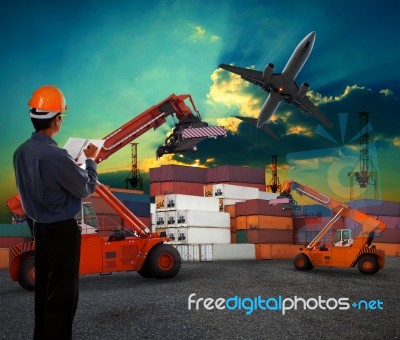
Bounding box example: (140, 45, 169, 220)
(33, 219, 81, 340)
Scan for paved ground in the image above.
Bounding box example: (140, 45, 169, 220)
(1, 257, 399, 340)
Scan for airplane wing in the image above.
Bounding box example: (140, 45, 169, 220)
(294, 95, 333, 128)
(219, 64, 279, 92)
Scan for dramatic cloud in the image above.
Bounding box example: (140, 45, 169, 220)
(206, 68, 263, 121)
(307, 85, 370, 105)
(187, 24, 221, 43)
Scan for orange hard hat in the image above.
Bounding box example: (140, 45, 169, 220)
(28, 85, 67, 112)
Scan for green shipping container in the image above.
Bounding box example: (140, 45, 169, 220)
(236, 230, 248, 243)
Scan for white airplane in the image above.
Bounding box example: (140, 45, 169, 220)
(219, 31, 333, 139)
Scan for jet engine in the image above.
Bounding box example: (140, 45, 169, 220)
(297, 83, 310, 98)
(263, 63, 274, 80)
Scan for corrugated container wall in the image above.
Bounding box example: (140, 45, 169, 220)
(156, 194, 220, 212)
(165, 210, 230, 228)
(235, 199, 292, 217)
(166, 227, 231, 244)
(348, 199, 400, 216)
(150, 165, 208, 183)
(246, 229, 294, 244)
(206, 165, 265, 184)
(150, 181, 205, 197)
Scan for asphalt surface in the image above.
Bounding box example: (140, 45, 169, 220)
(1, 257, 399, 340)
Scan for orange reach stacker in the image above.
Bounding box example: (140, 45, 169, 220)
(276, 180, 386, 274)
(7, 94, 226, 290)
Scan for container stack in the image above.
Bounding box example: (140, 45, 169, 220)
(150, 165, 207, 196)
(224, 198, 299, 259)
(348, 199, 400, 245)
(150, 164, 267, 197)
(153, 194, 231, 245)
(232, 199, 294, 244)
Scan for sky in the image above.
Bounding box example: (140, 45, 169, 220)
(1, 0, 399, 222)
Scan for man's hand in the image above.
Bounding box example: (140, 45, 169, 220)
(83, 143, 99, 160)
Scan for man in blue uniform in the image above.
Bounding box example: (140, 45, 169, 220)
(13, 85, 99, 340)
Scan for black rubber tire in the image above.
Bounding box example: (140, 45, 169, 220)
(358, 255, 379, 274)
(145, 244, 181, 279)
(137, 261, 154, 278)
(294, 253, 313, 271)
(19, 256, 35, 291)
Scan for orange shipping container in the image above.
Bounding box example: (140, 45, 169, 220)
(234, 215, 293, 230)
(247, 215, 293, 230)
(235, 216, 247, 230)
(150, 181, 205, 197)
(373, 243, 400, 256)
(255, 244, 300, 259)
(225, 204, 236, 217)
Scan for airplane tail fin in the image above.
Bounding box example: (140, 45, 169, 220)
(235, 116, 279, 140)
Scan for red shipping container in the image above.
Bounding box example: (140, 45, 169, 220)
(293, 217, 332, 233)
(375, 216, 400, 229)
(348, 199, 400, 216)
(212, 165, 265, 184)
(375, 229, 400, 244)
(230, 231, 236, 244)
(246, 229, 294, 244)
(150, 165, 207, 183)
(236, 199, 292, 217)
(206, 167, 218, 183)
(0, 237, 25, 248)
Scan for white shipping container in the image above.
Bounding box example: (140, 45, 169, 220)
(172, 244, 254, 262)
(151, 212, 156, 232)
(258, 191, 279, 200)
(157, 194, 220, 212)
(213, 244, 256, 260)
(213, 184, 259, 200)
(150, 203, 156, 214)
(166, 211, 177, 226)
(173, 244, 214, 262)
(155, 212, 166, 228)
(167, 226, 231, 244)
(169, 210, 230, 228)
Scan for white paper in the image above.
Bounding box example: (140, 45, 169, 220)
(63, 137, 105, 164)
